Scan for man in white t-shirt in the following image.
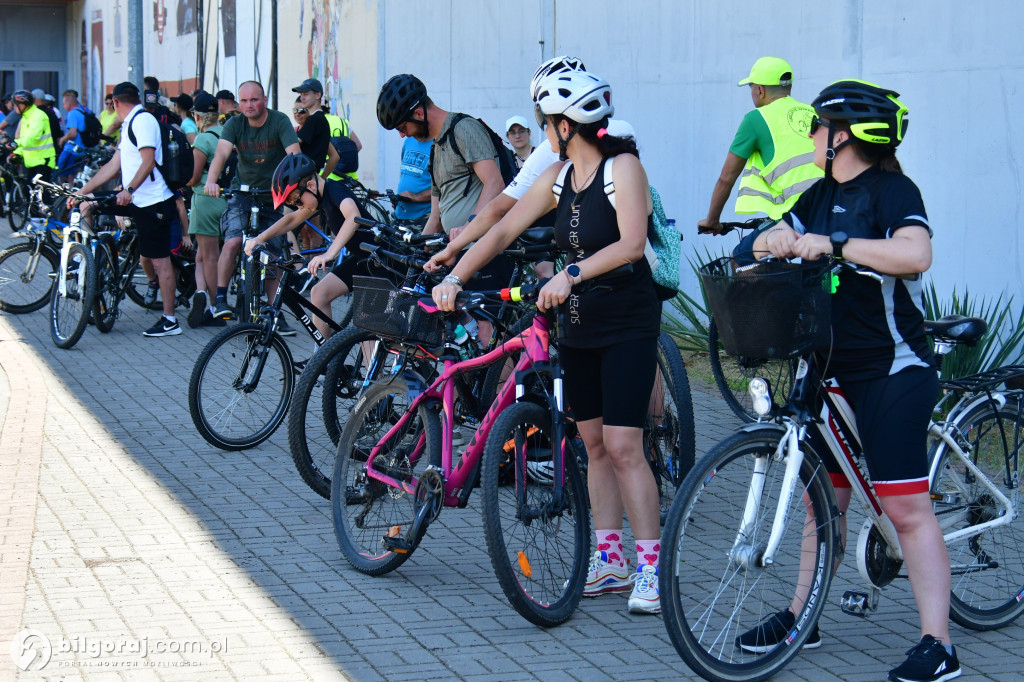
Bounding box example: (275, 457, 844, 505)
(76, 81, 181, 337)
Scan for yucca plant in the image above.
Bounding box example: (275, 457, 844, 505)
(922, 281, 1024, 381)
(661, 247, 726, 353)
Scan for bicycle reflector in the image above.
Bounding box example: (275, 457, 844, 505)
(748, 377, 773, 417)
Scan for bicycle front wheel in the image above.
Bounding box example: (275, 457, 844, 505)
(709, 318, 796, 423)
(660, 427, 838, 682)
(50, 242, 96, 349)
(7, 180, 28, 231)
(332, 376, 440, 575)
(482, 401, 590, 627)
(0, 241, 59, 313)
(91, 242, 118, 333)
(188, 322, 295, 450)
(931, 397, 1024, 630)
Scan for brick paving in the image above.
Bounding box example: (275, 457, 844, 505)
(0, 230, 1021, 680)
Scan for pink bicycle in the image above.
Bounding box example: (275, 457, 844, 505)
(330, 280, 591, 627)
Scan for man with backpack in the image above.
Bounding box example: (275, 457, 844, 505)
(56, 89, 99, 183)
(74, 81, 181, 337)
(377, 73, 516, 342)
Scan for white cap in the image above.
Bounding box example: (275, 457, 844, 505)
(505, 115, 530, 133)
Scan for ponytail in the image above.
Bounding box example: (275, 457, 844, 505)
(550, 114, 639, 159)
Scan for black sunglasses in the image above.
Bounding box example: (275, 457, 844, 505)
(809, 116, 830, 135)
(293, 107, 307, 115)
(533, 104, 548, 130)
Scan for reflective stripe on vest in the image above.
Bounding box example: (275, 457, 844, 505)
(735, 97, 822, 219)
(16, 106, 56, 167)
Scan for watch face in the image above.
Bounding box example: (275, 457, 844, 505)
(568, 264, 581, 277)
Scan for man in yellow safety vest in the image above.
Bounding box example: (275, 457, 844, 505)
(8, 89, 56, 182)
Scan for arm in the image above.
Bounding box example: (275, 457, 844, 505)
(398, 187, 432, 202)
(244, 208, 311, 254)
(58, 127, 79, 147)
(321, 142, 339, 178)
(187, 147, 208, 186)
(790, 225, 932, 274)
(186, 131, 197, 145)
(78, 149, 122, 195)
(424, 192, 516, 270)
(422, 195, 442, 234)
(120, 147, 158, 204)
(306, 199, 361, 274)
(349, 129, 362, 152)
(102, 118, 119, 137)
(284, 142, 302, 155)
(698, 151, 746, 234)
(203, 138, 235, 197)
(469, 157, 504, 215)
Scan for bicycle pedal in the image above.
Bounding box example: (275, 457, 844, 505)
(381, 528, 414, 554)
(840, 589, 878, 616)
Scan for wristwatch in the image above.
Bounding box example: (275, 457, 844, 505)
(566, 263, 581, 284)
(126, 186, 136, 194)
(830, 231, 849, 260)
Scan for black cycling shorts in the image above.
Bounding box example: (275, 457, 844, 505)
(94, 194, 175, 259)
(559, 336, 658, 429)
(817, 365, 938, 497)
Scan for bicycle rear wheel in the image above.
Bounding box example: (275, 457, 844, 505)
(649, 331, 697, 522)
(482, 401, 590, 627)
(49, 242, 96, 349)
(0, 241, 59, 313)
(189, 322, 295, 450)
(930, 397, 1024, 630)
(660, 427, 837, 682)
(125, 260, 162, 310)
(91, 242, 118, 333)
(7, 180, 28, 231)
(709, 318, 796, 423)
(332, 376, 440, 575)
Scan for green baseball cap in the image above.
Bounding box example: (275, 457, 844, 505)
(738, 56, 794, 86)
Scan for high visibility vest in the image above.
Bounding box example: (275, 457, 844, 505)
(323, 112, 358, 181)
(14, 105, 56, 168)
(735, 97, 822, 219)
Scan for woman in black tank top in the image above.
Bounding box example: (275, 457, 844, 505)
(432, 70, 664, 614)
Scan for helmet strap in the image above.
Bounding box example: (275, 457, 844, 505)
(554, 121, 579, 161)
(824, 125, 852, 179)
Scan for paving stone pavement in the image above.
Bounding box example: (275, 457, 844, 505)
(0, 231, 1021, 681)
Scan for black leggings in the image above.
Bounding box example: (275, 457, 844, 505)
(560, 336, 658, 428)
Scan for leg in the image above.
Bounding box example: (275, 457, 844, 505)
(218, 236, 242, 289)
(309, 273, 348, 339)
(791, 486, 851, 615)
(151, 256, 177, 318)
(140, 255, 157, 282)
(195, 234, 220, 300)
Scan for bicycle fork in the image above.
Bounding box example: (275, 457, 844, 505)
(56, 223, 85, 299)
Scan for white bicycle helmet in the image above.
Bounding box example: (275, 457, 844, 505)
(529, 55, 586, 100)
(533, 71, 614, 124)
(525, 461, 555, 485)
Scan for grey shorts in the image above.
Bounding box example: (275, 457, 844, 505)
(220, 194, 287, 247)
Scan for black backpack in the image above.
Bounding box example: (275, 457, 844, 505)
(77, 107, 103, 147)
(127, 110, 193, 191)
(428, 113, 517, 198)
(330, 135, 359, 174)
(207, 130, 239, 189)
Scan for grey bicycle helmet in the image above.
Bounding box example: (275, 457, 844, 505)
(271, 153, 318, 209)
(376, 74, 427, 130)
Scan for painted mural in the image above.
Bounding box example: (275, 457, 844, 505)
(305, 0, 349, 118)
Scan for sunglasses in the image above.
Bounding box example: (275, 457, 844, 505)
(809, 116, 830, 135)
(533, 104, 548, 130)
(293, 108, 307, 115)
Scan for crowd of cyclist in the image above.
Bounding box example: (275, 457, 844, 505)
(0, 53, 960, 682)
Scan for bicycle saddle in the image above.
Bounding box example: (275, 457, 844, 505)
(518, 227, 554, 245)
(923, 315, 987, 345)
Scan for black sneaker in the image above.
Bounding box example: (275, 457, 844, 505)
(211, 296, 236, 320)
(888, 635, 961, 682)
(143, 281, 160, 306)
(187, 290, 208, 329)
(142, 316, 182, 337)
(296, 271, 317, 295)
(200, 310, 226, 327)
(276, 317, 297, 337)
(735, 609, 821, 654)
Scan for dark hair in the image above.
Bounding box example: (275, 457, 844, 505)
(143, 76, 159, 91)
(834, 121, 903, 174)
(551, 114, 639, 159)
(62, 89, 78, 98)
(113, 91, 140, 106)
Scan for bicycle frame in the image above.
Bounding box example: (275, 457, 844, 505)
(363, 311, 561, 509)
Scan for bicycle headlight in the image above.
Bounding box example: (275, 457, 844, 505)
(748, 377, 773, 417)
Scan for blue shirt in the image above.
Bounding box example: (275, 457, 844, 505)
(395, 137, 432, 220)
(65, 107, 88, 148)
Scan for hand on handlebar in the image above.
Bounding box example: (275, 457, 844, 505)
(791, 233, 832, 261)
(537, 273, 571, 312)
(697, 218, 723, 235)
(243, 237, 263, 256)
(761, 224, 799, 259)
(305, 253, 331, 277)
(423, 247, 456, 273)
(431, 279, 463, 312)
(204, 180, 221, 198)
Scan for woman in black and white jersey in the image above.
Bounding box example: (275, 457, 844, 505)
(432, 70, 664, 615)
(737, 80, 961, 682)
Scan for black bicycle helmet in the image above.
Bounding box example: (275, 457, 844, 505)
(376, 74, 427, 130)
(812, 79, 909, 147)
(271, 153, 318, 209)
(11, 90, 32, 106)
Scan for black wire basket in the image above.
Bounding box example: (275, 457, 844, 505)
(700, 257, 832, 359)
(351, 276, 445, 347)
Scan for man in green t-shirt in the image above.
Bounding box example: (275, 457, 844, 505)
(698, 56, 821, 235)
(204, 80, 301, 319)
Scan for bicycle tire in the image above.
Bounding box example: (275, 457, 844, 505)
(709, 318, 796, 423)
(930, 397, 1024, 630)
(322, 329, 386, 445)
(0, 241, 59, 313)
(331, 375, 440, 575)
(91, 242, 118, 333)
(482, 401, 590, 627)
(238, 255, 263, 323)
(288, 327, 383, 498)
(49, 242, 96, 349)
(188, 322, 295, 450)
(649, 331, 697, 517)
(7, 180, 28, 231)
(660, 427, 838, 682)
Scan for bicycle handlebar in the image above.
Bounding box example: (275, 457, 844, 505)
(219, 186, 274, 199)
(359, 241, 433, 271)
(354, 216, 444, 246)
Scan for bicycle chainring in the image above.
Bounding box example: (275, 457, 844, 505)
(414, 468, 445, 522)
(856, 519, 903, 589)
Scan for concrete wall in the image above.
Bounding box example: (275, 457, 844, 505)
(64, 0, 1024, 305)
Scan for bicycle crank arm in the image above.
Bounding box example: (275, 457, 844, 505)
(381, 500, 434, 555)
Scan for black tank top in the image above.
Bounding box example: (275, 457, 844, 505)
(553, 157, 660, 348)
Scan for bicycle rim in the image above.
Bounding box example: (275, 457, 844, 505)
(932, 399, 1024, 629)
(709, 319, 795, 424)
(332, 378, 437, 575)
(0, 242, 58, 313)
(660, 428, 836, 682)
(50, 243, 94, 349)
(482, 401, 590, 627)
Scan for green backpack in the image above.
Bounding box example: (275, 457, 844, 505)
(554, 156, 681, 300)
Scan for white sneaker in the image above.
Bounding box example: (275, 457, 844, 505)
(628, 564, 660, 614)
(584, 551, 632, 596)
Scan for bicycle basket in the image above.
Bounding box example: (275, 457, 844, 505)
(351, 276, 445, 347)
(700, 256, 832, 359)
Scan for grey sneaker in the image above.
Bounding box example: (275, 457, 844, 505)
(143, 281, 160, 306)
(187, 291, 208, 328)
(211, 296, 236, 320)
